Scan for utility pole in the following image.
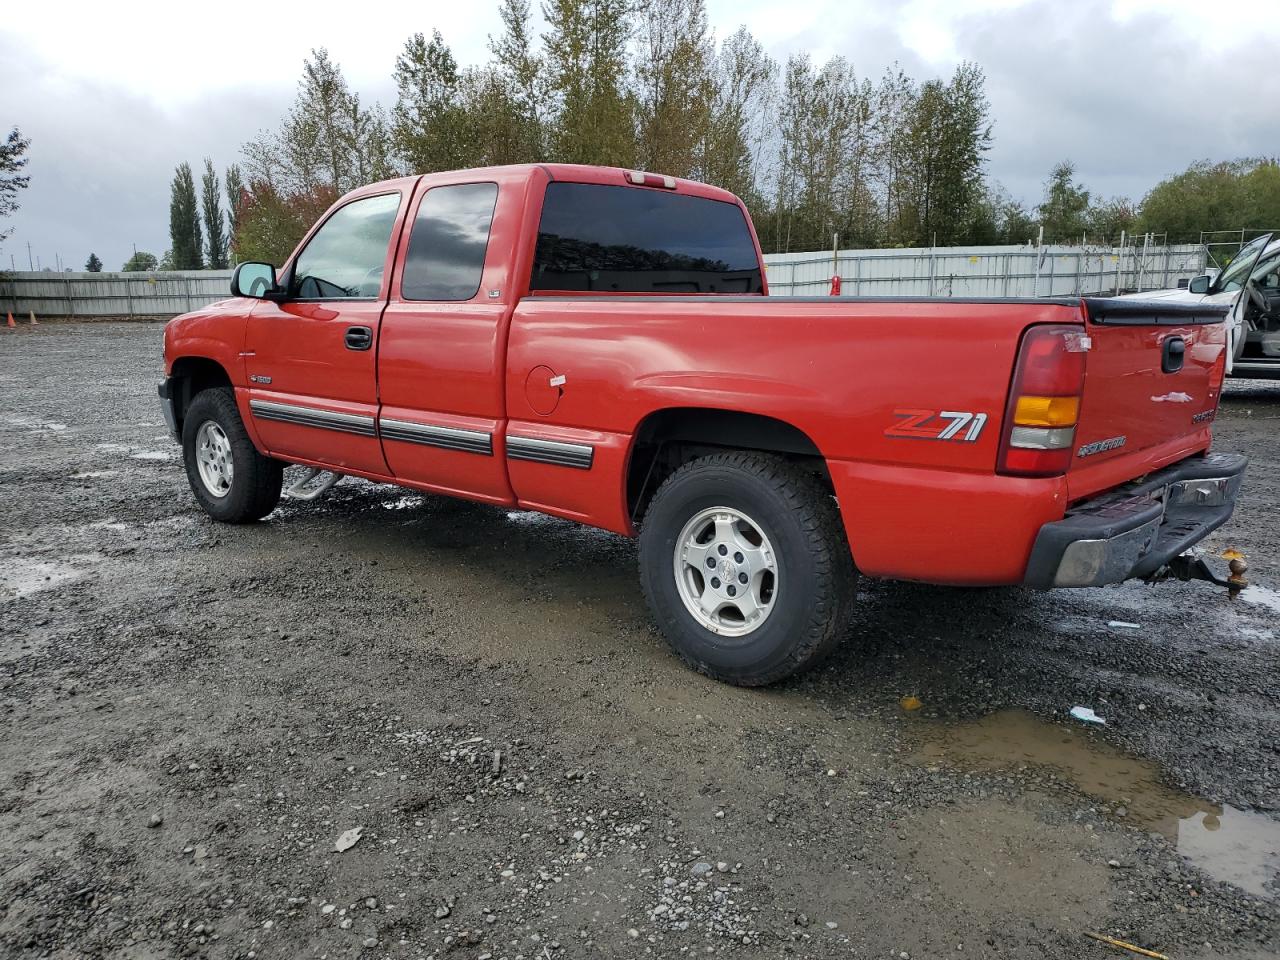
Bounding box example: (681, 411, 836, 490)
(26, 241, 34, 271)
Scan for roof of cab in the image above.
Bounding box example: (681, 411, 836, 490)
(343, 163, 743, 207)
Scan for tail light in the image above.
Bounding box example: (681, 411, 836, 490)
(625, 170, 676, 189)
(997, 325, 1089, 478)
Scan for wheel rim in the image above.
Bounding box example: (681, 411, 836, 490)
(673, 506, 778, 638)
(195, 420, 234, 498)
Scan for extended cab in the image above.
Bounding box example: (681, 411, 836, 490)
(160, 164, 1248, 685)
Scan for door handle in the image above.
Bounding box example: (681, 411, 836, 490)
(1161, 335, 1185, 373)
(345, 326, 373, 351)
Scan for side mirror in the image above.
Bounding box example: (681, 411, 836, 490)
(1187, 275, 1211, 295)
(231, 262, 285, 300)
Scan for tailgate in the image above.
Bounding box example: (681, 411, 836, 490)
(1069, 298, 1230, 499)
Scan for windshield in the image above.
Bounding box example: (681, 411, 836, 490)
(1211, 233, 1273, 294)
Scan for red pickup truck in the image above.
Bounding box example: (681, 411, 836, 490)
(160, 163, 1247, 685)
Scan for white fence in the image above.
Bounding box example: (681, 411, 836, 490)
(763, 243, 1209, 298)
(2, 242, 1211, 319)
(2, 270, 235, 319)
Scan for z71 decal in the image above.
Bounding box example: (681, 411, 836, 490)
(884, 408, 988, 443)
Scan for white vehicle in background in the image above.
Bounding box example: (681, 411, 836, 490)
(1118, 233, 1279, 380)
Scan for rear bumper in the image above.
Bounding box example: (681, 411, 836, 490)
(1023, 452, 1247, 588)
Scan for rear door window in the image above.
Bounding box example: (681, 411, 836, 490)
(530, 182, 762, 294)
(402, 183, 499, 301)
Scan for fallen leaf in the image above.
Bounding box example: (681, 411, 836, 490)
(900, 696, 922, 711)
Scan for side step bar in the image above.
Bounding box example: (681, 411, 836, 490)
(282, 467, 343, 502)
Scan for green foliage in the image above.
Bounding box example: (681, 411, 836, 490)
(169, 162, 203, 269)
(1036, 161, 1090, 242)
(392, 31, 467, 171)
(122, 251, 158, 272)
(219, 9, 1276, 262)
(244, 48, 387, 196)
(1136, 158, 1280, 242)
(1, 126, 31, 246)
(225, 164, 245, 251)
(700, 27, 775, 206)
(542, 0, 636, 167)
(232, 181, 337, 267)
(84, 252, 103, 272)
(634, 0, 713, 179)
(884, 62, 992, 247)
(1087, 196, 1137, 244)
(201, 158, 229, 269)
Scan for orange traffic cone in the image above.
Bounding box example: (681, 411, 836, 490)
(5, 312, 14, 328)
(28, 311, 37, 326)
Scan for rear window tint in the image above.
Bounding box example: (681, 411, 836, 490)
(530, 183, 762, 294)
(402, 183, 498, 301)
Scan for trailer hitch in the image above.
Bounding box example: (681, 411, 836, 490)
(1146, 549, 1249, 599)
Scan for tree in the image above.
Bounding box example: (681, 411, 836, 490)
(201, 158, 228, 269)
(169, 162, 203, 269)
(245, 48, 391, 195)
(232, 180, 336, 267)
(542, 0, 636, 167)
(225, 164, 245, 253)
(1088, 196, 1137, 244)
(634, 0, 712, 178)
(1137, 158, 1280, 242)
(122, 251, 158, 271)
(85, 252, 103, 272)
(488, 0, 545, 160)
(1, 126, 31, 245)
(700, 28, 775, 206)
(391, 30, 475, 172)
(881, 62, 992, 246)
(769, 55, 875, 253)
(1037, 161, 1090, 242)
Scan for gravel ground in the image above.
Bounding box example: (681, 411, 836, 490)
(1, 321, 1278, 960)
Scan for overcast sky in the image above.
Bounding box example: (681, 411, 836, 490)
(2, 0, 1278, 271)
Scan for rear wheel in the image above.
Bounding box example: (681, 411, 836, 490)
(638, 452, 856, 686)
(182, 388, 283, 523)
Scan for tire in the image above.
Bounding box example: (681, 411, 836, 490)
(181, 387, 283, 523)
(638, 452, 856, 686)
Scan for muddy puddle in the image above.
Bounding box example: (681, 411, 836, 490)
(918, 709, 1280, 898)
(0, 555, 99, 599)
(1237, 584, 1280, 616)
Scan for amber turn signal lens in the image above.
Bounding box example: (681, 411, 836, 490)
(1013, 395, 1080, 428)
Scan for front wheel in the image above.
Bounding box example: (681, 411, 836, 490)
(638, 452, 856, 686)
(181, 388, 283, 523)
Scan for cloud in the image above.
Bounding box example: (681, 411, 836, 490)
(2, 0, 1277, 269)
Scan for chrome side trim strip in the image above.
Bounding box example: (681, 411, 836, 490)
(249, 399, 376, 437)
(506, 435, 594, 470)
(378, 418, 493, 456)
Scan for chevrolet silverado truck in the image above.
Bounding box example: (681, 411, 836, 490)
(159, 163, 1248, 686)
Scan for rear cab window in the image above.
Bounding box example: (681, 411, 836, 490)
(530, 182, 763, 294)
(402, 183, 499, 301)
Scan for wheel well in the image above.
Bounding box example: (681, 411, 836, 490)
(168, 357, 233, 434)
(626, 408, 833, 522)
